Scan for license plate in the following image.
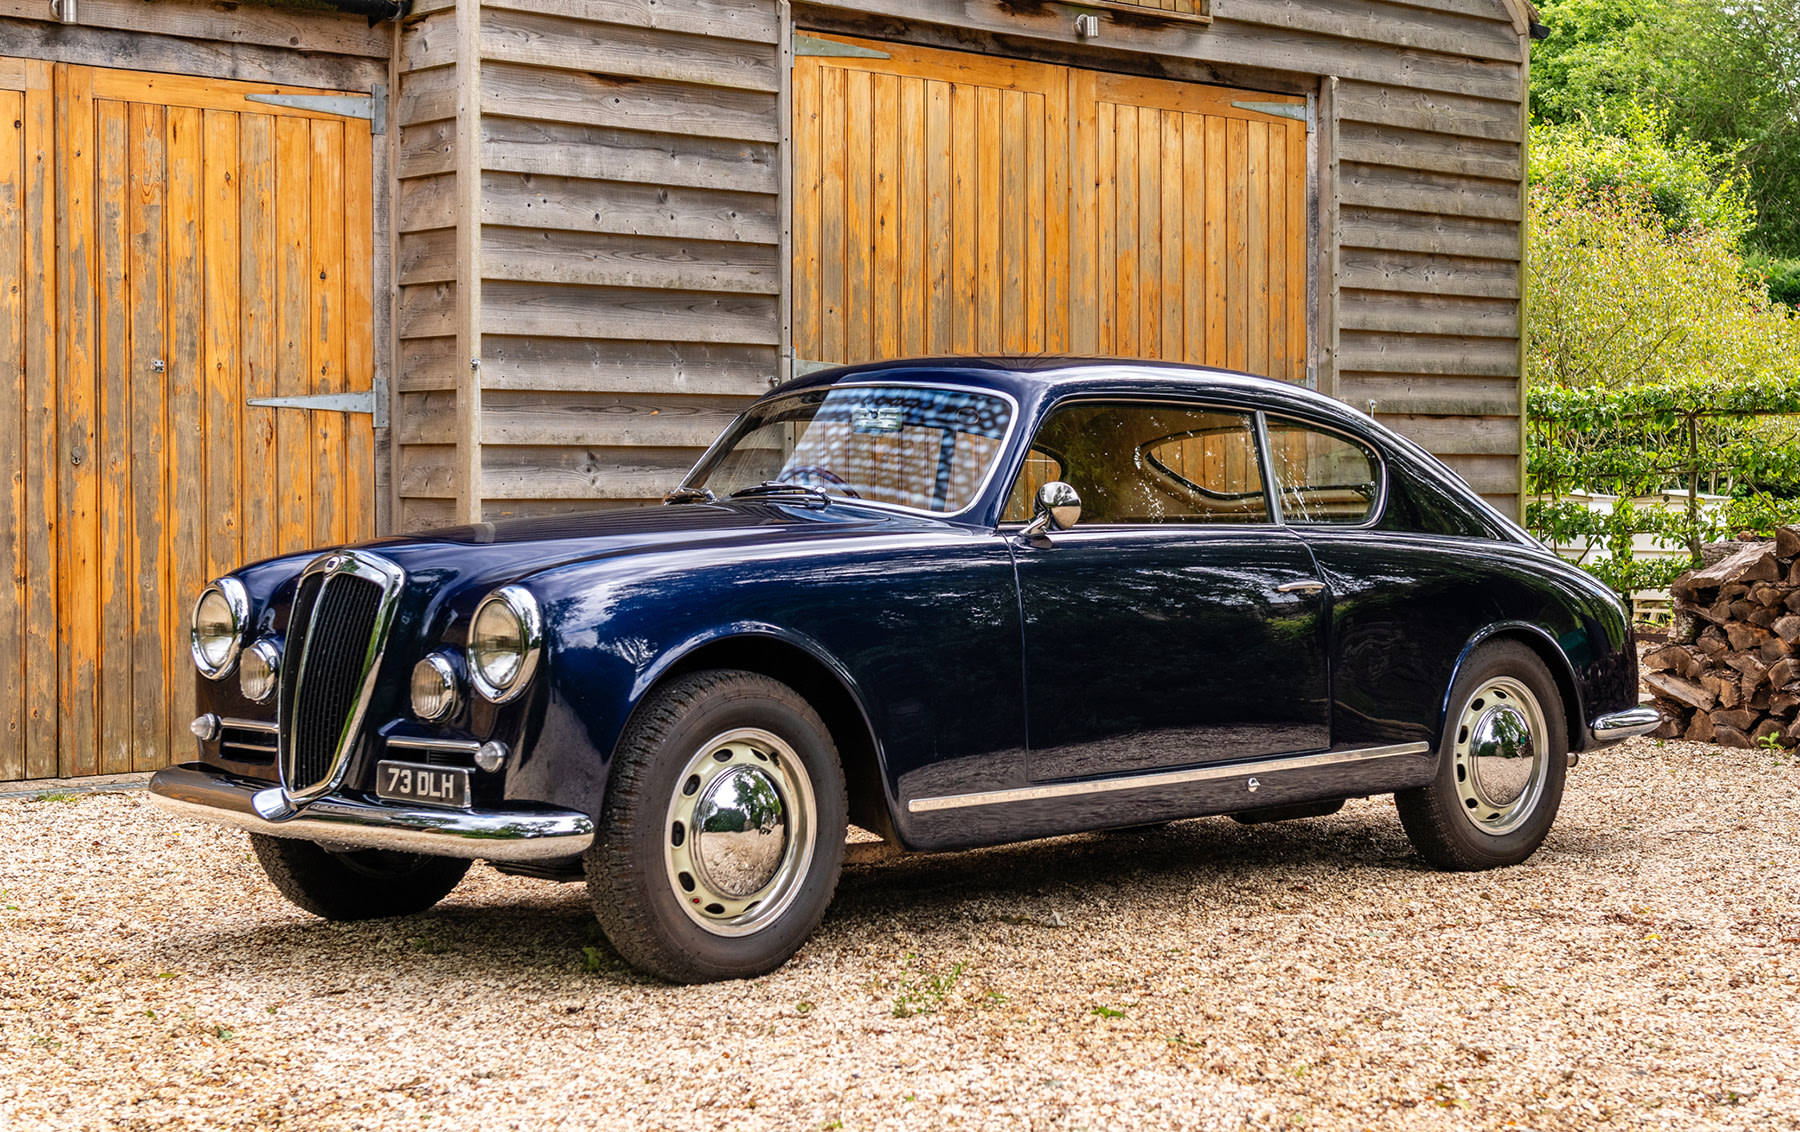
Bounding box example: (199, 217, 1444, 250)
(375, 761, 470, 809)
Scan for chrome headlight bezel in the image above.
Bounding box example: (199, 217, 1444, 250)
(411, 652, 462, 722)
(190, 578, 251, 680)
(466, 586, 543, 704)
(239, 638, 282, 703)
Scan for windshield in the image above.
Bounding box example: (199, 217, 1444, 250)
(684, 385, 1015, 514)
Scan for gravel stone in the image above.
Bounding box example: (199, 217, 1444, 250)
(2, 738, 1797, 1130)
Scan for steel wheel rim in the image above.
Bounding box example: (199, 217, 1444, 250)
(1452, 676, 1550, 837)
(663, 727, 816, 938)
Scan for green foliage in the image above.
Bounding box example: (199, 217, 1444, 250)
(1526, 377, 1800, 593)
(891, 956, 965, 1017)
(1529, 0, 1800, 257)
(1530, 108, 1753, 241)
(1750, 254, 1800, 309)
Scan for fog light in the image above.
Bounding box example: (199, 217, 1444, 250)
(190, 713, 221, 742)
(410, 653, 460, 722)
(474, 740, 509, 773)
(239, 639, 280, 703)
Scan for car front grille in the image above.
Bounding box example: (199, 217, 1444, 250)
(278, 552, 405, 799)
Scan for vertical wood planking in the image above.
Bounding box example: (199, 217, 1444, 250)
(165, 102, 203, 768)
(1112, 103, 1136, 356)
(950, 81, 976, 353)
(819, 65, 846, 362)
(1267, 118, 1289, 383)
(843, 71, 872, 363)
(343, 120, 375, 544)
(56, 63, 99, 776)
(974, 86, 1000, 353)
(1000, 89, 1026, 354)
(22, 63, 57, 779)
(791, 59, 820, 363)
(1203, 116, 1226, 368)
(871, 73, 898, 360)
(1226, 116, 1247, 372)
(924, 79, 951, 355)
(1094, 99, 1115, 355)
(1181, 113, 1206, 365)
(126, 100, 168, 774)
(1136, 107, 1160, 358)
(238, 112, 277, 568)
(311, 119, 346, 546)
(95, 97, 132, 775)
(898, 76, 925, 356)
(1246, 120, 1269, 378)
(1067, 67, 1096, 355)
(275, 115, 312, 557)
(201, 109, 242, 585)
(1287, 122, 1308, 384)
(0, 89, 23, 777)
(1159, 112, 1182, 362)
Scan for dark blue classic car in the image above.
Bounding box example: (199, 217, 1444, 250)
(150, 359, 1658, 982)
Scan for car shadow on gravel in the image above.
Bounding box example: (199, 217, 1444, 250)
(153, 805, 1452, 989)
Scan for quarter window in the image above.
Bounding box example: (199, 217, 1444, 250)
(1266, 421, 1381, 524)
(1003, 402, 1268, 524)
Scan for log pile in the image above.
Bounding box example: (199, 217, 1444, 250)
(1645, 529, 1800, 748)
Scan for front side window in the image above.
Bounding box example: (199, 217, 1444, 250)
(1266, 420, 1381, 524)
(1002, 402, 1269, 524)
(685, 385, 1013, 514)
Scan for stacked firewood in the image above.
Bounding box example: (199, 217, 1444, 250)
(1643, 529, 1800, 748)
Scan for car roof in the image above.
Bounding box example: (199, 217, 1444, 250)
(778, 356, 1376, 435)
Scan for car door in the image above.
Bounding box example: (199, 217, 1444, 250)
(1007, 399, 1331, 781)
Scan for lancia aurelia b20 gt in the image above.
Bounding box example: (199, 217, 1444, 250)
(150, 359, 1657, 983)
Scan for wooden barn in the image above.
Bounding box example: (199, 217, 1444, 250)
(2, 0, 1535, 780)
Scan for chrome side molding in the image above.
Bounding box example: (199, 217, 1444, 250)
(906, 741, 1431, 814)
(1589, 706, 1662, 743)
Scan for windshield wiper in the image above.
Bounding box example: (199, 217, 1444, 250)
(727, 481, 832, 506)
(662, 486, 717, 505)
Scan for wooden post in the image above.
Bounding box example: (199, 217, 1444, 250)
(453, 0, 483, 524)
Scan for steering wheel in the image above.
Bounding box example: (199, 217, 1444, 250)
(781, 465, 860, 498)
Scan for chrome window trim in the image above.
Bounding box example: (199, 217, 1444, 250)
(906, 741, 1431, 813)
(1260, 412, 1389, 531)
(279, 549, 408, 807)
(190, 577, 252, 680)
(467, 585, 544, 705)
(676, 382, 1023, 522)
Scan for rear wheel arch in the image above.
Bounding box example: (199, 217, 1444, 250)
(628, 633, 896, 844)
(1445, 623, 1586, 754)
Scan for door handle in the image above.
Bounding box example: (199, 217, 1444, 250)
(1274, 580, 1327, 595)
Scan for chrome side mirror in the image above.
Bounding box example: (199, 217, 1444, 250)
(1021, 481, 1081, 537)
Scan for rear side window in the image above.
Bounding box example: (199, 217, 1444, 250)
(1266, 420, 1381, 524)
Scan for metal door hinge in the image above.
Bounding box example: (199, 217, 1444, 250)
(246, 83, 387, 134)
(249, 370, 388, 428)
(1231, 97, 1314, 133)
(792, 33, 889, 59)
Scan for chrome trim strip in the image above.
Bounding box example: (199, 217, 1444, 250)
(219, 717, 278, 735)
(148, 766, 594, 863)
(906, 742, 1432, 813)
(1590, 706, 1662, 742)
(385, 735, 483, 755)
(280, 550, 408, 806)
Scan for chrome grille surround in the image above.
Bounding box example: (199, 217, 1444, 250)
(277, 550, 407, 805)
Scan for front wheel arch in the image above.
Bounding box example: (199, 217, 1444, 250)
(623, 632, 896, 846)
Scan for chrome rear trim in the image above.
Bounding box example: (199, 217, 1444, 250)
(149, 765, 593, 862)
(906, 741, 1431, 813)
(1590, 706, 1662, 743)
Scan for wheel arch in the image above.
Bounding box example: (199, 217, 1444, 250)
(1443, 623, 1586, 753)
(628, 629, 898, 844)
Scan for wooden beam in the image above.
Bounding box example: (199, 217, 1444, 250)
(455, 0, 483, 523)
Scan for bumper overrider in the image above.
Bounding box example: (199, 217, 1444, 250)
(1589, 706, 1662, 744)
(147, 764, 595, 862)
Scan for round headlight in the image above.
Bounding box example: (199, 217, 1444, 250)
(239, 639, 281, 703)
(411, 653, 461, 721)
(467, 586, 542, 703)
(190, 578, 249, 679)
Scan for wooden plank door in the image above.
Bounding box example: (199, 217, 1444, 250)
(1, 61, 376, 781)
(790, 37, 1309, 387)
(792, 39, 1071, 365)
(1077, 73, 1308, 381)
(0, 59, 56, 781)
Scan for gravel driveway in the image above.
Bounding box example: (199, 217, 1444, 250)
(2, 738, 1797, 1131)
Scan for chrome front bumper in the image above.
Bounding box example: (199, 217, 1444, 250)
(147, 764, 595, 862)
(1589, 706, 1663, 744)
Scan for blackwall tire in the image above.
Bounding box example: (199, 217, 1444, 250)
(585, 669, 848, 984)
(248, 834, 471, 920)
(1396, 640, 1569, 871)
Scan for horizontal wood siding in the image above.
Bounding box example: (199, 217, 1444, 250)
(471, 0, 782, 519)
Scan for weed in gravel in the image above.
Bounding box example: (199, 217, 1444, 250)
(214, 1026, 234, 1041)
(891, 955, 965, 1017)
(1092, 1005, 1126, 1019)
(410, 935, 450, 954)
(33, 792, 81, 804)
(795, 1000, 815, 1014)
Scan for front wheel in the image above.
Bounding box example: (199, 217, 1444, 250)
(585, 669, 848, 983)
(249, 835, 471, 920)
(1396, 640, 1569, 870)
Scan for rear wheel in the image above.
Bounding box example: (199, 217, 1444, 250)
(249, 834, 470, 920)
(585, 669, 848, 984)
(1396, 640, 1568, 870)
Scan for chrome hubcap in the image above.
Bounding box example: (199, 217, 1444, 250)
(664, 728, 815, 937)
(1453, 677, 1549, 836)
